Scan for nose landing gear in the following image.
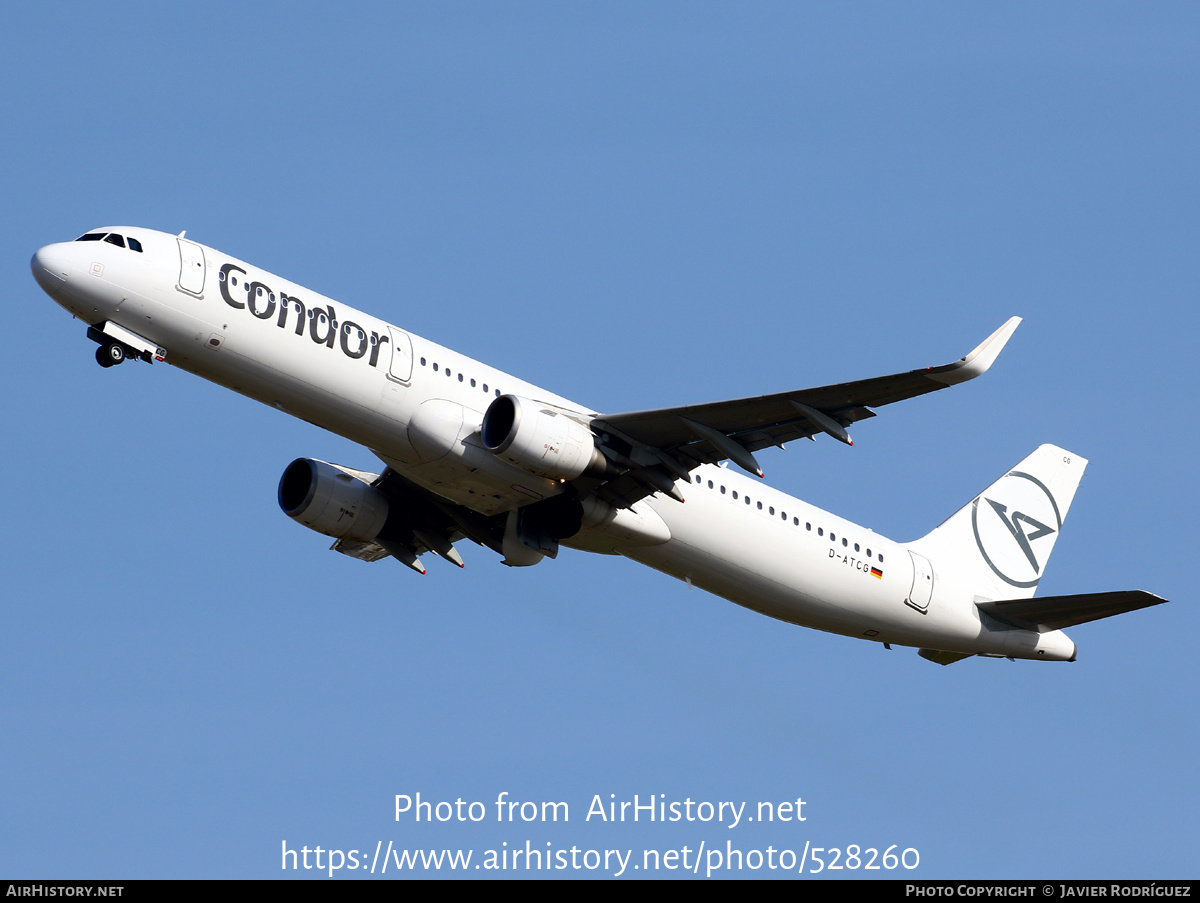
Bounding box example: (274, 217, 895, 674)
(86, 323, 159, 368)
(96, 341, 127, 368)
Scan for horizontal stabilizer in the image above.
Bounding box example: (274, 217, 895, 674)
(977, 590, 1167, 632)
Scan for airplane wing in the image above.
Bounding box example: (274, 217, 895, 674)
(586, 318, 1021, 508)
(332, 465, 507, 572)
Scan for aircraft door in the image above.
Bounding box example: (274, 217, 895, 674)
(906, 550, 934, 612)
(387, 327, 414, 383)
(177, 238, 206, 296)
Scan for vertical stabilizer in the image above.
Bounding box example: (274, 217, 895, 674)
(911, 445, 1087, 601)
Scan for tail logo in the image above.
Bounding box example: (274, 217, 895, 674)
(971, 471, 1062, 588)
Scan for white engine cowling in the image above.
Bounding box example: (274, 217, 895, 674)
(278, 458, 389, 541)
(481, 395, 605, 481)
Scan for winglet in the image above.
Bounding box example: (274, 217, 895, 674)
(927, 316, 1021, 386)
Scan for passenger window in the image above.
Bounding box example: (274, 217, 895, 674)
(732, 491, 738, 499)
(830, 533, 836, 542)
(433, 363, 438, 371)
(854, 543, 860, 552)
(720, 486, 726, 495)
(878, 554, 884, 564)
(470, 379, 476, 387)
(708, 480, 713, 488)
(756, 501, 762, 510)
(817, 527, 823, 536)
(458, 373, 463, 382)
(842, 538, 848, 547)
(482, 384, 488, 392)
(420, 358, 426, 366)
(769, 507, 775, 515)
(127, 237, 143, 252)
(866, 549, 872, 558)
(104, 234, 125, 248)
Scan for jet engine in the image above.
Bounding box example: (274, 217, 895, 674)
(481, 394, 609, 481)
(277, 458, 389, 542)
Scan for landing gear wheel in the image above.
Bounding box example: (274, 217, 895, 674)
(97, 342, 126, 368)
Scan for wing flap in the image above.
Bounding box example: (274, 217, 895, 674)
(977, 590, 1167, 632)
(330, 538, 392, 562)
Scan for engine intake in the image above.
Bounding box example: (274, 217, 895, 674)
(278, 458, 389, 542)
(481, 395, 608, 481)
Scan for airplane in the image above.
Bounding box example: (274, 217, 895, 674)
(31, 226, 1166, 665)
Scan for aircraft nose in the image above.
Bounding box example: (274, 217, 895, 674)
(31, 243, 74, 291)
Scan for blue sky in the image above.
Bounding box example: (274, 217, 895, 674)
(3, 2, 1196, 879)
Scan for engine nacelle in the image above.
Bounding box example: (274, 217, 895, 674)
(481, 395, 606, 481)
(277, 458, 389, 542)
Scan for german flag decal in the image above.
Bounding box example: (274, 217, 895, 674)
(871, 567, 883, 579)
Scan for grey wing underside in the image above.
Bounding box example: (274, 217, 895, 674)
(330, 538, 392, 562)
(586, 317, 1021, 509)
(330, 468, 500, 571)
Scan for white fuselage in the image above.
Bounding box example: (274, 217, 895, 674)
(32, 227, 1076, 661)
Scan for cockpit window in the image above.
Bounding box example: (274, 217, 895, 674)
(73, 232, 143, 252)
